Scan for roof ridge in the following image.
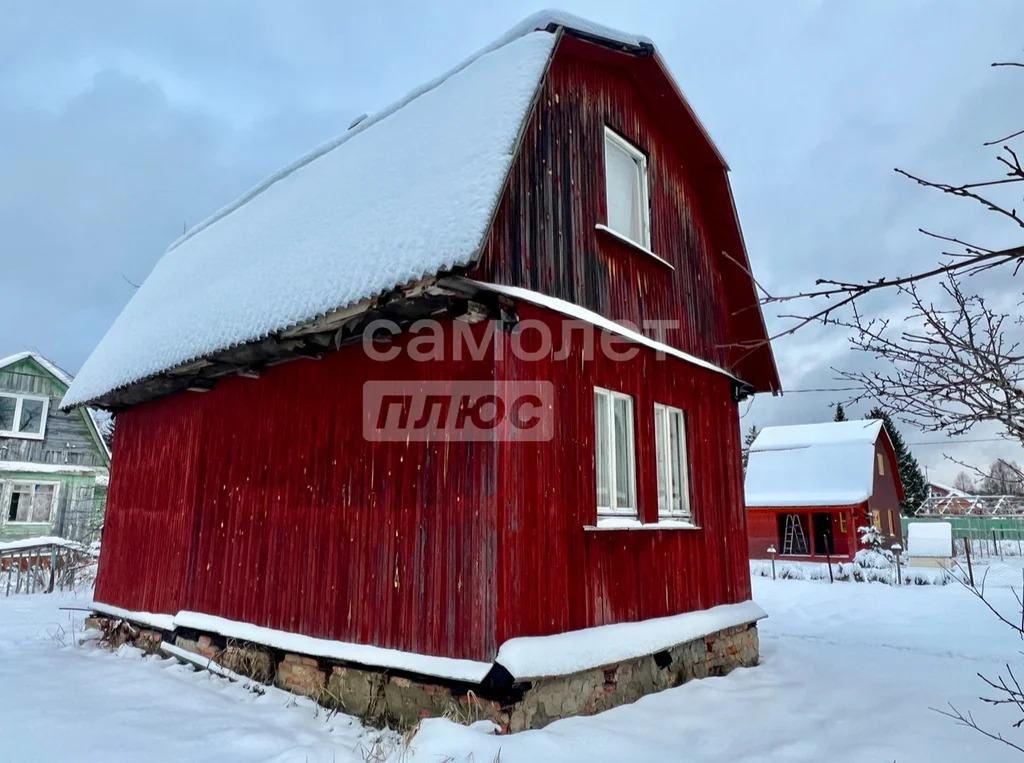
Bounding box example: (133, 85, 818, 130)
(166, 11, 650, 255)
(166, 24, 562, 255)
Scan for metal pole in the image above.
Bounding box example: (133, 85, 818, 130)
(964, 536, 975, 587)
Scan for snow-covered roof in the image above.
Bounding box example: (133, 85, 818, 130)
(745, 420, 886, 508)
(0, 351, 111, 460)
(63, 12, 666, 410)
(0, 351, 73, 386)
(928, 481, 965, 497)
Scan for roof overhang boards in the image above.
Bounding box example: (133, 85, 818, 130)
(85, 279, 481, 410)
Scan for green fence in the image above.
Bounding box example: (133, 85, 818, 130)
(902, 516, 1024, 558)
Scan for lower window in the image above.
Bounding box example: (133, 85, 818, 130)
(654, 403, 691, 521)
(5, 482, 57, 524)
(594, 387, 637, 519)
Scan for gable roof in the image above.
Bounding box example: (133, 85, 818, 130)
(744, 420, 893, 508)
(0, 352, 111, 462)
(63, 10, 776, 409)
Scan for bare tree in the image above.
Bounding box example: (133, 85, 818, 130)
(953, 470, 977, 494)
(749, 54, 1024, 754)
(745, 56, 1024, 452)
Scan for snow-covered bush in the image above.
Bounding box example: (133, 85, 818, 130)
(853, 548, 893, 569)
(858, 524, 886, 552)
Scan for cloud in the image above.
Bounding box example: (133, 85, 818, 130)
(1, 0, 1022, 479)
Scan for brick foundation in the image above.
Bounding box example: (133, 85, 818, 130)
(84, 613, 759, 732)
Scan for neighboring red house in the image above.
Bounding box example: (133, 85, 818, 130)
(746, 420, 904, 562)
(65, 12, 780, 728)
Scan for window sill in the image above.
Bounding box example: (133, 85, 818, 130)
(595, 224, 674, 271)
(586, 518, 701, 531)
(3, 521, 53, 526)
(0, 432, 45, 441)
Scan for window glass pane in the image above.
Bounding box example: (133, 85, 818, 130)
(29, 484, 55, 523)
(8, 490, 22, 521)
(0, 396, 14, 431)
(669, 411, 685, 514)
(594, 392, 610, 509)
(655, 406, 668, 513)
(605, 137, 641, 242)
(18, 398, 44, 434)
(613, 397, 634, 509)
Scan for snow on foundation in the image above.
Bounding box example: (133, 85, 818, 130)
(84, 599, 764, 684)
(173, 610, 492, 683)
(494, 600, 766, 681)
(87, 601, 176, 631)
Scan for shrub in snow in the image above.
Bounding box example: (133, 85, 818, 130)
(858, 524, 886, 552)
(854, 548, 893, 569)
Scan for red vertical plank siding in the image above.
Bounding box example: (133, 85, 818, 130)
(867, 435, 905, 546)
(95, 321, 500, 662)
(95, 38, 766, 664)
(494, 304, 751, 644)
(470, 42, 747, 381)
(94, 395, 205, 614)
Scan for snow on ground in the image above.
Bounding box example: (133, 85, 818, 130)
(3, 579, 1024, 761)
(0, 591, 396, 762)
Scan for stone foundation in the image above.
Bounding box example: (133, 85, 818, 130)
(85, 613, 759, 732)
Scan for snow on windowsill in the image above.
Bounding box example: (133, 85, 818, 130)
(595, 224, 674, 270)
(586, 517, 700, 531)
(495, 599, 766, 680)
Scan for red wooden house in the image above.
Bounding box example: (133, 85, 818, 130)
(66, 11, 780, 728)
(746, 420, 905, 562)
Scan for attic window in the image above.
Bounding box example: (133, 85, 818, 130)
(604, 127, 650, 249)
(0, 393, 49, 440)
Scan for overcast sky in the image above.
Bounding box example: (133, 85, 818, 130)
(2, 1, 1022, 481)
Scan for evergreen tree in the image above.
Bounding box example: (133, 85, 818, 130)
(741, 424, 760, 474)
(865, 406, 928, 515)
(833, 403, 848, 422)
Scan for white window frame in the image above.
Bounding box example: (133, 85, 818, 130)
(594, 387, 638, 520)
(655, 403, 692, 522)
(0, 393, 49, 440)
(2, 480, 60, 525)
(603, 126, 651, 249)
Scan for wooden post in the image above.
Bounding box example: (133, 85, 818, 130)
(825, 531, 834, 583)
(48, 548, 57, 594)
(964, 536, 975, 587)
(994, 529, 1002, 560)
(15, 554, 23, 594)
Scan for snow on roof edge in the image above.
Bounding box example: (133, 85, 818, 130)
(0, 350, 73, 386)
(1, 351, 111, 459)
(467, 280, 744, 384)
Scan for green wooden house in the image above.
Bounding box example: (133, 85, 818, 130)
(0, 352, 111, 542)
